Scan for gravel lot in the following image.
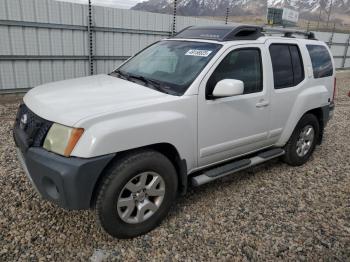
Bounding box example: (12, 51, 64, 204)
(1, 72, 350, 261)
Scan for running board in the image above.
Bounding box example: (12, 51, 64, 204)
(191, 148, 285, 187)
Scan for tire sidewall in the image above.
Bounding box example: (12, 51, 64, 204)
(96, 151, 178, 238)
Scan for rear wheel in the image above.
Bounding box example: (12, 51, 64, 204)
(283, 114, 320, 166)
(95, 150, 178, 238)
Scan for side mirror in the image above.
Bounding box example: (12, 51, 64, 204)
(212, 79, 244, 98)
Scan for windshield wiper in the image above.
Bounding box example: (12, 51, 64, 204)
(111, 70, 175, 95)
(112, 69, 130, 80)
(128, 74, 172, 95)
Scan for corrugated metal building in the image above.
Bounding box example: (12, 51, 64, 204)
(0, 0, 349, 92)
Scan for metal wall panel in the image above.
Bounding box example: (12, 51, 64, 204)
(314, 32, 331, 42)
(333, 58, 343, 68)
(0, 0, 91, 90)
(330, 45, 345, 57)
(345, 58, 350, 68)
(0, 0, 349, 91)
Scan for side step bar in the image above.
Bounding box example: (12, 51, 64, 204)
(191, 148, 285, 187)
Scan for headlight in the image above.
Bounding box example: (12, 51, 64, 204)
(43, 123, 84, 157)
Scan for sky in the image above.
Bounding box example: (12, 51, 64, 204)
(56, 0, 143, 9)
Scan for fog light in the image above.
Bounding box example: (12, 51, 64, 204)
(42, 177, 60, 200)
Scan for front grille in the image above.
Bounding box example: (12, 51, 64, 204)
(14, 104, 53, 147)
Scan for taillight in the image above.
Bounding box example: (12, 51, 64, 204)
(332, 77, 337, 101)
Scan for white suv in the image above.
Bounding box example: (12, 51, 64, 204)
(14, 25, 335, 238)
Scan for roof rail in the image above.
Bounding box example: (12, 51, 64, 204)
(263, 27, 317, 40)
(172, 25, 317, 42)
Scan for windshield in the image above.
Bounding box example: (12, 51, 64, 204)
(112, 40, 222, 95)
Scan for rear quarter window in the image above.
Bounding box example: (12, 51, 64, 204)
(306, 45, 333, 78)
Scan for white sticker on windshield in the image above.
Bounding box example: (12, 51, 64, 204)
(185, 49, 212, 57)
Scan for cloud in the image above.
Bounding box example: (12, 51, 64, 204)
(56, 0, 143, 9)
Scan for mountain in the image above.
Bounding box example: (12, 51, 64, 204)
(268, 0, 349, 14)
(132, 0, 266, 16)
(131, 0, 350, 17)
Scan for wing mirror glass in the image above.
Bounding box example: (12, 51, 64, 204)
(212, 79, 244, 98)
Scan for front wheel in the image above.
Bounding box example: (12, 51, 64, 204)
(95, 150, 178, 238)
(282, 114, 320, 166)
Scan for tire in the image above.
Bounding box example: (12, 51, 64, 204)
(95, 150, 178, 238)
(282, 114, 320, 166)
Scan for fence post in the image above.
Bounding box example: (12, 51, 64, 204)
(328, 23, 336, 48)
(87, 0, 94, 75)
(326, 0, 333, 28)
(225, 8, 229, 25)
(342, 33, 350, 68)
(316, 7, 322, 31)
(172, 0, 177, 36)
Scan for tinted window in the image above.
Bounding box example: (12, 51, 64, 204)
(270, 45, 294, 89)
(290, 45, 304, 85)
(306, 45, 333, 78)
(207, 48, 262, 98)
(269, 44, 305, 89)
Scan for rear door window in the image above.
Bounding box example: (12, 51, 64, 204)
(306, 45, 333, 78)
(269, 44, 304, 89)
(289, 45, 304, 85)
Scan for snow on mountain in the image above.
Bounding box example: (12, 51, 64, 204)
(132, 0, 350, 16)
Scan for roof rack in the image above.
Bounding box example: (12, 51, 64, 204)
(172, 25, 317, 42)
(262, 27, 317, 40)
(173, 25, 264, 41)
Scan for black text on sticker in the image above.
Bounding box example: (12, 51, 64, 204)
(185, 50, 213, 57)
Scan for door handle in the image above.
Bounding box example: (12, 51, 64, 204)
(256, 100, 269, 108)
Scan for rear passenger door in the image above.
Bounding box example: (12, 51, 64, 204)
(266, 40, 306, 144)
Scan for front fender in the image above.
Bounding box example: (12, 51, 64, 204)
(276, 85, 330, 146)
(71, 102, 197, 171)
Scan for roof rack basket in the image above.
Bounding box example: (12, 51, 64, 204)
(173, 25, 264, 41)
(263, 27, 316, 40)
(172, 25, 316, 41)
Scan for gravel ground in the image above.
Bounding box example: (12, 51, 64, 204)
(0, 72, 350, 261)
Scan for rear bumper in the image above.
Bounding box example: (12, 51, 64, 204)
(16, 147, 115, 210)
(328, 101, 335, 121)
(323, 101, 335, 126)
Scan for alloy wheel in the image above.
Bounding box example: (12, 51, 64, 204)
(117, 172, 165, 224)
(296, 125, 315, 157)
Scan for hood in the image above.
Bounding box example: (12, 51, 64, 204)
(24, 74, 172, 127)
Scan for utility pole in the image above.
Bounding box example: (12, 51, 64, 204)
(225, 7, 229, 25)
(172, 0, 177, 36)
(326, 0, 333, 28)
(316, 2, 322, 31)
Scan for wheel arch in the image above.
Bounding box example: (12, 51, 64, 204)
(306, 107, 325, 144)
(90, 143, 188, 208)
(280, 106, 325, 147)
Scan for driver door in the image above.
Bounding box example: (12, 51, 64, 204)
(198, 45, 272, 167)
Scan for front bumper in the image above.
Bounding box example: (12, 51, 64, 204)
(16, 147, 115, 210)
(13, 110, 115, 210)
